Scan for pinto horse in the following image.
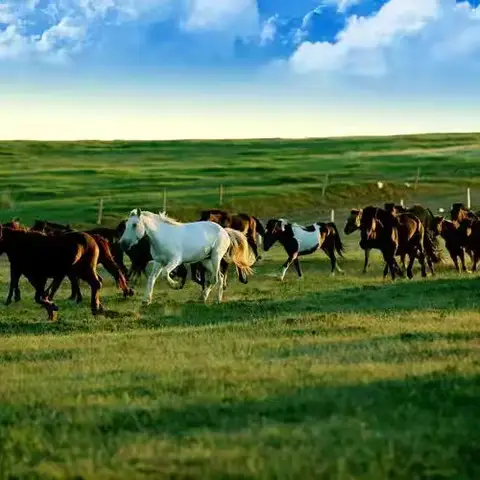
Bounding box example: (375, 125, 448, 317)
(0, 226, 103, 320)
(119, 209, 255, 304)
(359, 206, 428, 280)
(263, 218, 344, 280)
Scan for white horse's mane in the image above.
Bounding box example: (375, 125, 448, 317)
(156, 211, 184, 226)
(130, 209, 184, 226)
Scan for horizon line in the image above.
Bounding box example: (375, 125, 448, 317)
(1, 131, 479, 143)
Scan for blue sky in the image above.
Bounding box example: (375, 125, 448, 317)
(1, 1, 480, 139)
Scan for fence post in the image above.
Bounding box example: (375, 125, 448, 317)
(163, 188, 167, 214)
(330, 209, 335, 223)
(322, 174, 329, 197)
(97, 199, 103, 225)
(400, 198, 404, 208)
(219, 184, 224, 206)
(467, 187, 471, 209)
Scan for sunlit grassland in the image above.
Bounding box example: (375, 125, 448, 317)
(0, 134, 479, 479)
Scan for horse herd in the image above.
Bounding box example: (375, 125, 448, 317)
(0, 203, 478, 320)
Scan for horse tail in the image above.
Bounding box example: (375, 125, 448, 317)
(92, 234, 133, 297)
(252, 216, 266, 237)
(327, 222, 345, 257)
(224, 228, 255, 277)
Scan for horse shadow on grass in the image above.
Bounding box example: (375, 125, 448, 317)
(1, 276, 479, 336)
(5, 372, 478, 478)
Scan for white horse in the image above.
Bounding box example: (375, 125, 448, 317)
(119, 209, 255, 304)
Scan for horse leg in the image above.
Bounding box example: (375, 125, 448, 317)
(362, 248, 370, 274)
(65, 272, 82, 303)
(247, 235, 259, 261)
(383, 263, 389, 278)
(199, 260, 215, 303)
(418, 248, 427, 278)
(459, 249, 470, 273)
(47, 275, 67, 302)
(31, 276, 58, 321)
(382, 250, 396, 280)
(164, 259, 183, 290)
(293, 258, 303, 278)
(143, 261, 163, 305)
(170, 264, 188, 290)
(236, 265, 248, 285)
(406, 251, 415, 279)
(6, 266, 21, 306)
(210, 252, 224, 303)
(426, 252, 435, 276)
(471, 249, 479, 272)
(447, 246, 460, 272)
(280, 253, 298, 281)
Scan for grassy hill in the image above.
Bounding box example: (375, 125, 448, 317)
(0, 134, 479, 479)
(1, 132, 480, 226)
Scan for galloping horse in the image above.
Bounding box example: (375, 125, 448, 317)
(119, 209, 255, 304)
(263, 218, 344, 280)
(433, 216, 472, 272)
(29, 220, 133, 302)
(199, 209, 265, 260)
(346, 204, 439, 274)
(34, 219, 129, 278)
(0, 226, 103, 320)
(450, 203, 480, 224)
(358, 206, 428, 279)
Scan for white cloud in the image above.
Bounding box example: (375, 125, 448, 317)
(260, 15, 278, 46)
(334, 0, 361, 14)
(289, 0, 480, 76)
(0, 0, 260, 63)
(181, 0, 259, 35)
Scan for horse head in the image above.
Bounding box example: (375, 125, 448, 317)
(344, 209, 362, 235)
(450, 203, 469, 224)
(263, 218, 287, 251)
(119, 209, 145, 251)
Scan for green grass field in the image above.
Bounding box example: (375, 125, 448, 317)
(0, 134, 479, 479)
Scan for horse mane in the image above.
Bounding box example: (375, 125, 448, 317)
(156, 211, 184, 226)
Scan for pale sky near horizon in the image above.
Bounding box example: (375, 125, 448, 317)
(1, 0, 480, 140)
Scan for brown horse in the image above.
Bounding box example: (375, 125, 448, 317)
(30, 220, 133, 302)
(359, 206, 428, 279)
(45, 233, 134, 303)
(33, 219, 129, 278)
(450, 203, 480, 224)
(433, 216, 472, 272)
(0, 226, 103, 320)
(199, 209, 264, 260)
(346, 204, 439, 275)
(458, 217, 480, 271)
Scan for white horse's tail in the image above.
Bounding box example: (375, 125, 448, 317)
(224, 228, 255, 277)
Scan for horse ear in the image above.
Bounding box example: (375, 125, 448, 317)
(137, 208, 142, 216)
